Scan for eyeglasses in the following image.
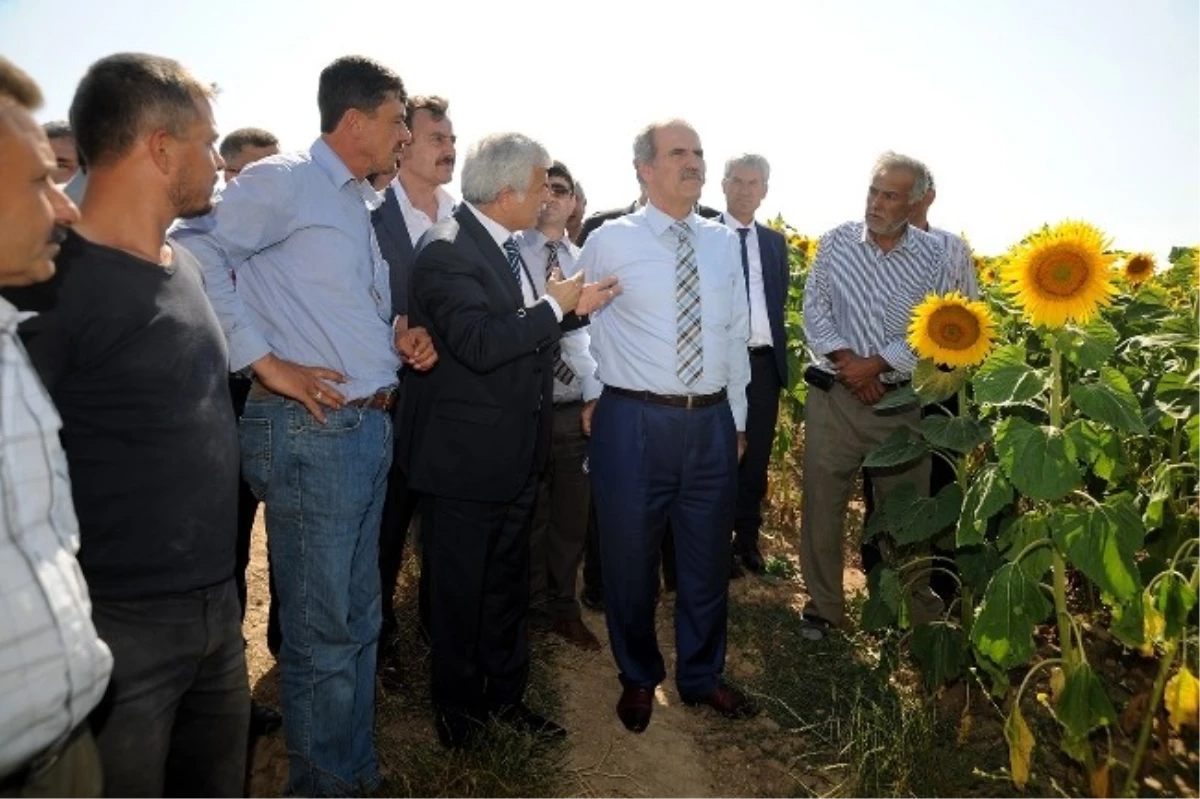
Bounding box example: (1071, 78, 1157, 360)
(548, 184, 573, 197)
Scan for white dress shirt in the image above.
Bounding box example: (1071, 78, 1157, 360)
(461, 203, 562, 321)
(721, 213, 774, 348)
(391, 178, 456, 246)
(514, 229, 602, 404)
(0, 298, 112, 779)
(575, 203, 751, 430)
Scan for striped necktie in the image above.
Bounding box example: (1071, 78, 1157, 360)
(502, 237, 526, 291)
(544, 240, 577, 386)
(672, 221, 703, 386)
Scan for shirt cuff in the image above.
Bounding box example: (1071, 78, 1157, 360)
(811, 335, 852, 359)
(881, 339, 917, 377)
(581, 374, 603, 402)
(541, 295, 564, 322)
(229, 328, 272, 374)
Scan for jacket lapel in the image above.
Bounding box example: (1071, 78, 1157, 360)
(455, 205, 523, 308)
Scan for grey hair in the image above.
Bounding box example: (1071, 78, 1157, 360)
(872, 151, 932, 202)
(632, 118, 695, 186)
(460, 132, 551, 205)
(574, 180, 585, 200)
(723, 153, 770, 183)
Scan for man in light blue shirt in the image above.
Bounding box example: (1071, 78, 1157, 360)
(174, 56, 435, 798)
(576, 119, 757, 734)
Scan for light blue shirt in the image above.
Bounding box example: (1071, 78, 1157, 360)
(174, 138, 399, 400)
(574, 203, 751, 430)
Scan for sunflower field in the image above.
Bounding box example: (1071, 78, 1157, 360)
(767, 215, 1199, 796)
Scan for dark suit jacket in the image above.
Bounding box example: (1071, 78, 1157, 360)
(754, 221, 791, 386)
(398, 205, 585, 503)
(372, 186, 417, 318)
(575, 201, 721, 247)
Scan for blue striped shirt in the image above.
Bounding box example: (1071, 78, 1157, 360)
(803, 221, 951, 381)
(174, 138, 399, 400)
(929, 226, 979, 299)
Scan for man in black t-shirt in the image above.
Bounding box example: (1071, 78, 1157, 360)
(4, 54, 249, 797)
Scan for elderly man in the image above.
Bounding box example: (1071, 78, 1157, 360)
(399, 133, 617, 749)
(373, 94, 458, 690)
(174, 56, 434, 796)
(7, 53, 249, 795)
(720, 153, 790, 575)
(578, 119, 757, 734)
(0, 57, 112, 799)
(799, 151, 951, 640)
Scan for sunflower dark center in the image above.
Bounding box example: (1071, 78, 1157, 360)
(1034, 250, 1089, 298)
(930, 306, 980, 350)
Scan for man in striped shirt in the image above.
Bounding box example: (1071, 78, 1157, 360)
(799, 152, 949, 636)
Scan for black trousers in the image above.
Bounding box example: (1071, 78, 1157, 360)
(377, 436, 424, 647)
(861, 392, 959, 599)
(230, 374, 281, 654)
(733, 349, 782, 551)
(424, 474, 538, 718)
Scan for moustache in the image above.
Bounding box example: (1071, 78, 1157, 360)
(49, 225, 68, 246)
(681, 169, 703, 181)
(437, 157, 456, 167)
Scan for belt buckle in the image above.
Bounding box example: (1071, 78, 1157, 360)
(686, 394, 696, 410)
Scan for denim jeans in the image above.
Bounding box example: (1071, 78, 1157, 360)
(239, 396, 392, 797)
(89, 579, 249, 797)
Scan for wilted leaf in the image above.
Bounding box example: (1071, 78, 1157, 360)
(1004, 705, 1035, 789)
(1108, 589, 1148, 652)
(1055, 662, 1117, 762)
(910, 622, 968, 692)
(973, 344, 1049, 406)
(958, 464, 1014, 547)
(994, 417, 1083, 502)
(863, 426, 929, 468)
(1089, 761, 1111, 798)
(1165, 666, 1199, 733)
(1049, 494, 1145, 602)
(971, 563, 1052, 670)
(1155, 574, 1199, 640)
(1050, 667, 1066, 703)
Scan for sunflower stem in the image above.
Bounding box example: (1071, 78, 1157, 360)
(1122, 640, 1178, 797)
(956, 381, 974, 636)
(1048, 337, 1075, 670)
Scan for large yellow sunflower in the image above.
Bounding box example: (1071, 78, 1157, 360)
(1122, 252, 1155, 285)
(1001, 220, 1117, 327)
(908, 292, 995, 368)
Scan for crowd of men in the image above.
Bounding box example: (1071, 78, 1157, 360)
(0, 50, 977, 798)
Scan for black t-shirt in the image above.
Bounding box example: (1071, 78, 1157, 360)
(5, 229, 238, 600)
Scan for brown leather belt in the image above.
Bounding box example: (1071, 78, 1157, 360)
(346, 389, 398, 412)
(604, 385, 727, 409)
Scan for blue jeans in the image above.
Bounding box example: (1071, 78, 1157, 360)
(240, 397, 392, 797)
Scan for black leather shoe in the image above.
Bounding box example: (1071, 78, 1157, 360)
(739, 546, 766, 575)
(249, 700, 283, 737)
(616, 686, 654, 733)
(495, 703, 567, 740)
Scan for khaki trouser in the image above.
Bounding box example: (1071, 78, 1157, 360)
(0, 726, 102, 799)
(799, 382, 942, 625)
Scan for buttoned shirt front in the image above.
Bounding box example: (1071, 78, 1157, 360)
(391, 178, 455, 246)
(574, 203, 751, 430)
(0, 298, 112, 779)
(802, 221, 951, 382)
(514, 229, 601, 404)
(720, 213, 774, 348)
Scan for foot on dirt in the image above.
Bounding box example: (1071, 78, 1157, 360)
(681, 681, 760, 719)
(616, 685, 654, 733)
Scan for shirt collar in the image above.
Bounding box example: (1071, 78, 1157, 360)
(310, 138, 383, 210)
(463, 202, 514, 248)
(859, 221, 918, 253)
(391, 176, 456, 219)
(643, 201, 698, 237)
(721, 212, 757, 232)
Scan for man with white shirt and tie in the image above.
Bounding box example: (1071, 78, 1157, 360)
(578, 119, 758, 734)
(720, 154, 790, 576)
(372, 94, 458, 690)
(515, 161, 602, 651)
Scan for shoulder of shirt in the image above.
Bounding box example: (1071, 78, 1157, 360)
(906, 225, 947, 256)
(587, 212, 642, 244)
(818, 220, 864, 247)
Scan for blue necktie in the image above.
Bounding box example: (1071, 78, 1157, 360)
(502, 237, 526, 289)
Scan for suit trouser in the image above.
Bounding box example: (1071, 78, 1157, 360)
(377, 439, 424, 646)
(800, 382, 938, 625)
(529, 402, 591, 622)
(424, 475, 538, 718)
(590, 391, 737, 697)
(733, 350, 782, 551)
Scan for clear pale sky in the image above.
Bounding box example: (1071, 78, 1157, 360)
(2, 0, 1196, 258)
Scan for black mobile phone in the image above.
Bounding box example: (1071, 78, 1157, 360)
(803, 364, 836, 392)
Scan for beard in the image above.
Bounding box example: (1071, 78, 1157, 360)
(170, 168, 217, 219)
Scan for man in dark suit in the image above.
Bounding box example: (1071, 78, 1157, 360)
(371, 95, 458, 690)
(720, 154, 790, 574)
(399, 132, 618, 748)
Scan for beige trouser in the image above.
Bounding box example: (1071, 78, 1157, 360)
(799, 382, 943, 626)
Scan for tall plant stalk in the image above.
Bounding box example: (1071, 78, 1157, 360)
(1049, 338, 1076, 668)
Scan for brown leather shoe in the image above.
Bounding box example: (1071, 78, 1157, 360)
(681, 681, 760, 719)
(616, 686, 654, 733)
(550, 617, 601, 651)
